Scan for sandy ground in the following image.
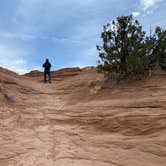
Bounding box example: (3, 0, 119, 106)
(0, 67, 166, 166)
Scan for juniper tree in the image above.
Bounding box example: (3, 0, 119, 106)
(97, 15, 146, 79)
(155, 27, 166, 70)
(143, 35, 157, 76)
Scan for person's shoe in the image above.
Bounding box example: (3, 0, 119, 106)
(48, 80, 52, 83)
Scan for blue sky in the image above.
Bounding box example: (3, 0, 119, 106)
(0, 0, 165, 74)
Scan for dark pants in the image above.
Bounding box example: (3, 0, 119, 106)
(44, 71, 51, 81)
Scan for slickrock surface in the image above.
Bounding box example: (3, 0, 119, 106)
(0, 67, 166, 166)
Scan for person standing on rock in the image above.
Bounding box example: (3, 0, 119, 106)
(42, 59, 52, 83)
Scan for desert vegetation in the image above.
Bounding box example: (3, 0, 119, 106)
(97, 15, 166, 81)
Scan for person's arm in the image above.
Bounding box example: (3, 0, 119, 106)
(42, 63, 45, 68)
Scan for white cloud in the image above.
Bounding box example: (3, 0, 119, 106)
(0, 31, 81, 44)
(140, 0, 163, 9)
(132, 12, 141, 17)
(0, 32, 36, 40)
(0, 45, 28, 74)
(67, 47, 98, 68)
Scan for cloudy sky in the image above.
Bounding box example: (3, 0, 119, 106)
(0, 0, 165, 74)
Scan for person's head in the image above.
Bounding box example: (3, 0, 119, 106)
(46, 59, 49, 62)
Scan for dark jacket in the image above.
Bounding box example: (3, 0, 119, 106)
(43, 61, 51, 72)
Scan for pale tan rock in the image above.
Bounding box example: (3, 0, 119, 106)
(0, 67, 166, 166)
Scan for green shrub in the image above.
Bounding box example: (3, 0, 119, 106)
(97, 15, 165, 81)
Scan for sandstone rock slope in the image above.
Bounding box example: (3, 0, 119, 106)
(0, 67, 166, 166)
